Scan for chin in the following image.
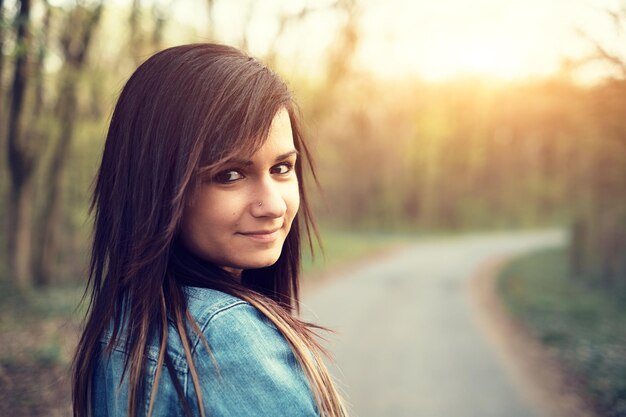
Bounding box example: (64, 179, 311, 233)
(237, 251, 282, 270)
(248, 258, 280, 270)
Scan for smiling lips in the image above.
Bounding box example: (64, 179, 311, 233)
(237, 228, 281, 242)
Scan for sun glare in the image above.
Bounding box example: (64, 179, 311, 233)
(423, 39, 529, 81)
(455, 45, 515, 77)
(356, 35, 534, 82)
(160, 0, 620, 83)
(354, 0, 619, 82)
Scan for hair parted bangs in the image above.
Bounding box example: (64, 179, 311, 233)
(192, 60, 292, 168)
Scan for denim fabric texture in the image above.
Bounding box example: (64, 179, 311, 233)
(93, 287, 319, 416)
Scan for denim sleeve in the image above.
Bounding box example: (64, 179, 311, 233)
(189, 302, 320, 417)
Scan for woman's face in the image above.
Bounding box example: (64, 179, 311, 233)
(180, 108, 300, 276)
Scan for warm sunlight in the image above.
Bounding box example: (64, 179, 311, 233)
(156, 0, 623, 83)
(353, 0, 620, 82)
(456, 45, 516, 78)
(358, 34, 534, 81)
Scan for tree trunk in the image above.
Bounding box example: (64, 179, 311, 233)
(0, 0, 6, 87)
(206, 0, 215, 40)
(33, 3, 103, 285)
(129, 0, 142, 65)
(150, 4, 167, 51)
(34, 78, 77, 285)
(0, 0, 6, 94)
(7, 174, 34, 287)
(33, 0, 51, 116)
(6, 0, 35, 288)
(0, 0, 7, 174)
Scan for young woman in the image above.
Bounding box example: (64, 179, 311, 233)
(72, 43, 348, 417)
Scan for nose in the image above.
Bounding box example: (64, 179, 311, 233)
(250, 177, 287, 219)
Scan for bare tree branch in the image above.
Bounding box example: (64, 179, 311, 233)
(575, 27, 626, 79)
(263, 0, 341, 67)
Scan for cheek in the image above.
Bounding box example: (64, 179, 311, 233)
(186, 190, 241, 230)
(211, 188, 242, 207)
(286, 184, 301, 218)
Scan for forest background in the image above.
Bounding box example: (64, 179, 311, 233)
(1, 0, 624, 290)
(0, 0, 624, 415)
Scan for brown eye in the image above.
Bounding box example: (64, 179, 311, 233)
(213, 170, 244, 184)
(271, 162, 293, 175)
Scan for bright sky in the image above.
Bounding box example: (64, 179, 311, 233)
(117, 0, 626, 83)
(355, 0, 623, 82)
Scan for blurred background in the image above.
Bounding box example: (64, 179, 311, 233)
(0, 0, 624, 416)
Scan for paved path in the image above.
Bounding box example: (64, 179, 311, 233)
(301, 230, 565, 417)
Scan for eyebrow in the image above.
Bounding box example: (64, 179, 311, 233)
(225, 150, 298, 166)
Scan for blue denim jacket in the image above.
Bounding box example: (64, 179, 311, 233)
(93, 287, 319, 416)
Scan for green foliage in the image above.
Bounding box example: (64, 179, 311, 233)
(499, 248, 626, 417)
(309, 75, 614, 231)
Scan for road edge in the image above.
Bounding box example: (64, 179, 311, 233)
(300, 243, 410, 296)
(467, 255, 599, 417)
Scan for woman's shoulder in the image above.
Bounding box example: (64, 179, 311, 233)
(184, 286, 250, 325)
(100, 288, 279, 369)
(185, 289, 319, 416)
(179, 287, 292, 365)
(97, 287, 318, 416)
(183, 287, 283, 352)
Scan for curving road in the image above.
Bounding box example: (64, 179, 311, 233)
(301, 230, 565, 417)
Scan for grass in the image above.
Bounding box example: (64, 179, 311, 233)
(301, 229, 412, 275)
(498, 247, 626, 417)
(0, 281, 84, 417)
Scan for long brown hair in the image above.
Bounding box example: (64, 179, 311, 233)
(72, 43, 347, 417)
